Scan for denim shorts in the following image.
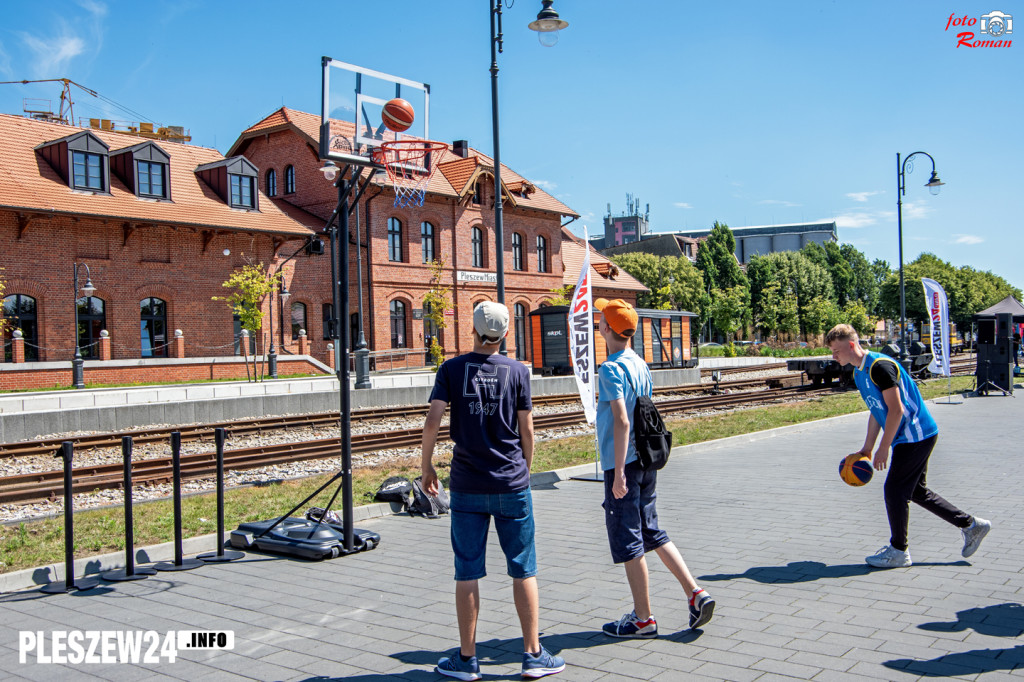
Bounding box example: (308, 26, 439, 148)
(603, 461, 670, 564)
(449, 489, 537, 581)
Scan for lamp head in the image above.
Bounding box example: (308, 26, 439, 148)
(280, 284, 290, 302)
(528, 0, 568, 46)
(81, 279, 96, 296)
(926, 170, 945, 196)
(319, 161, 339, 182)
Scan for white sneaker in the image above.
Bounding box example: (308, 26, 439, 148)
(866, 544, 912, 568)
(961, 518, 991, 558)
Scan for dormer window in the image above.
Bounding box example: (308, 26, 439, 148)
(110, 141, 170, 200)
(73, 151, 104, 190)
(138, 161, 166, 198)
(230, 174, 255, 208)
(194, 156, 259, 211)
(35, 130, 110, 194)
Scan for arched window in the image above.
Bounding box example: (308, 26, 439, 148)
(537, 235, 549, 273)
(76, 295, 106, 359)
(284, 165, 295, 194)
(2, 294, 38, 362)
(140, 297, 167, 358)
(471, 226, 484, 268)
(421, 221, 435, 264)
(290, 302, 307, 340)
(512, 232, 524, 271)
(390, 300, 407, 348)
(514, 303, 527, 360)
(266, 168, 277, 197)
(388, 217, 403, 262)
(472, 179, 482, 205)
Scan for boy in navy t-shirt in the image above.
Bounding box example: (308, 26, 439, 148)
(422, 301, 565, 680)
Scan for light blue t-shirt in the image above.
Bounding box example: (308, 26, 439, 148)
(597, 348, 653, 472)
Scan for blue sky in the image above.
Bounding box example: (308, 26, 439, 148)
(2, 1, 1021, 292)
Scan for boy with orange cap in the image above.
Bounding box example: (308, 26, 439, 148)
(594, 298, 714, 638)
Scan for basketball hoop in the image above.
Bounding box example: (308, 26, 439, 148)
(372, 140, 448, 208)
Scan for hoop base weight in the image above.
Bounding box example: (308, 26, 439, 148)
(40, 576, 101, 593)
(101, 567, 157, 581)
(197, 550, 245, 563)
(153, 559, 204, 572)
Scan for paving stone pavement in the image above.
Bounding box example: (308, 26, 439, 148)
(1, 392, 1022, 681)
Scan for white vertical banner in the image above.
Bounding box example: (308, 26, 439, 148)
(569, 227, 596, 424)
(921, 277, 951, 377)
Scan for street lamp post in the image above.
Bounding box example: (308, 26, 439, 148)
(71, 262, 96, 389)
(896, 151, 945, 371)
(490, 0, 567, 353)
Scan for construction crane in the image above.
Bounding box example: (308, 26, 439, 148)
(1, 77, 191, 142)
(0, 77, 98, 124)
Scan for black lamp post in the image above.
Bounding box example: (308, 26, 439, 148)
(267, 283, 278, 379)
(490, 0, 568, 352)
(896, 151, 945, 371)
(72, 262, 95, 389)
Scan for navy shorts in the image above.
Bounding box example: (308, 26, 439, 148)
(449, 489, 537, 581)
(603, 460, 669, 563)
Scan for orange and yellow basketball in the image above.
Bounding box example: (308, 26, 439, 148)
(381, 98, 415, 133)
(839, 454, 873, 487)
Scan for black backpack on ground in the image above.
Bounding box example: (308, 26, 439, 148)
(621, 363, 672, 470)
(409, 476, 450, 518)
(375, 476, 414, 510)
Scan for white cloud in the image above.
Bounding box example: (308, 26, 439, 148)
(831, 213, 878, 229)
(846, 190, 883, 202)
(20, 28, 86, 78)
(673, 202, 693, 209)
(76, 0, 108, 16)
(952, 234, 984, 245)
(533, 179, 557, 192)
(901, 200, 932, 220)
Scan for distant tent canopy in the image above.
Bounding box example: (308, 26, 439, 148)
(973, 295, 1024, 323)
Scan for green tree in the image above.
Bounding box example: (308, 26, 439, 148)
(841, 299, 874, 337)
(695, 221, 747, 291)
(422, 258, 453, 370)
(802, 296, 842, 338)
(708, 285, 750, 343)
(547, 284, 573, 307)
(612, 252, 704, 313)
(213, 262, 282, 382)
(841, 244, 879, 312)
(869, 259, 892, 317)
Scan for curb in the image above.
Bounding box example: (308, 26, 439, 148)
(1, 412, 869, 595)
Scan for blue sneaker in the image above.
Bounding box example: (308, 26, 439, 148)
(689, 590, 715, 629)
(436, 649, 481, 681)
(521, 645, 565, 678)
(602, 610, 658, 638)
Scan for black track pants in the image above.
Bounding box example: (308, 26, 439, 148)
(885, 434, 973, 551)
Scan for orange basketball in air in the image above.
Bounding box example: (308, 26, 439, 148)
(381, 98, 415, 133)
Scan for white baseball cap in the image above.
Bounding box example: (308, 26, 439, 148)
(473, 301, 509, 343)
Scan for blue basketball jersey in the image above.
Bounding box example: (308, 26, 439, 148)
(853, 351, 938, 445)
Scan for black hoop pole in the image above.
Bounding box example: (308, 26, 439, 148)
(102, 436, 155, 581)
(41, 442, 98, 593)
(155, 431, 203, 571)
(199, 428, 244, 562)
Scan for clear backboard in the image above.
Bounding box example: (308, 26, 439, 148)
(319, 57, 431, 169)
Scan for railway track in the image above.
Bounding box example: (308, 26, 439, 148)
(0, 369, 797, 460)
(0, 383, 826, 506)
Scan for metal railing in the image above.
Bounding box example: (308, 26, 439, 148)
(347, 347, 431, 373)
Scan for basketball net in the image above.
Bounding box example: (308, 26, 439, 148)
(372, 140, 448, 208)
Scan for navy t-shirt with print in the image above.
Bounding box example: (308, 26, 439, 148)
(429, 352, 533, 494)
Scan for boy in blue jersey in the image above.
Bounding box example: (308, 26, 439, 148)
(422, 301, 565, 680)
(826, 324, 991, 568)
(595, 298, 714, 638)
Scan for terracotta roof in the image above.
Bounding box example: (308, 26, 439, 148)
(229, 107, 579, 218)
(561, 227, 648, 293)
(0, 114, 314, 237)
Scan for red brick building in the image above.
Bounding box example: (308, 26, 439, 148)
(0, 114, 319, 388)
(1, 107, 651, 388)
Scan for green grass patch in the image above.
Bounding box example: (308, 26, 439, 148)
(0, 375, 976, 575)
